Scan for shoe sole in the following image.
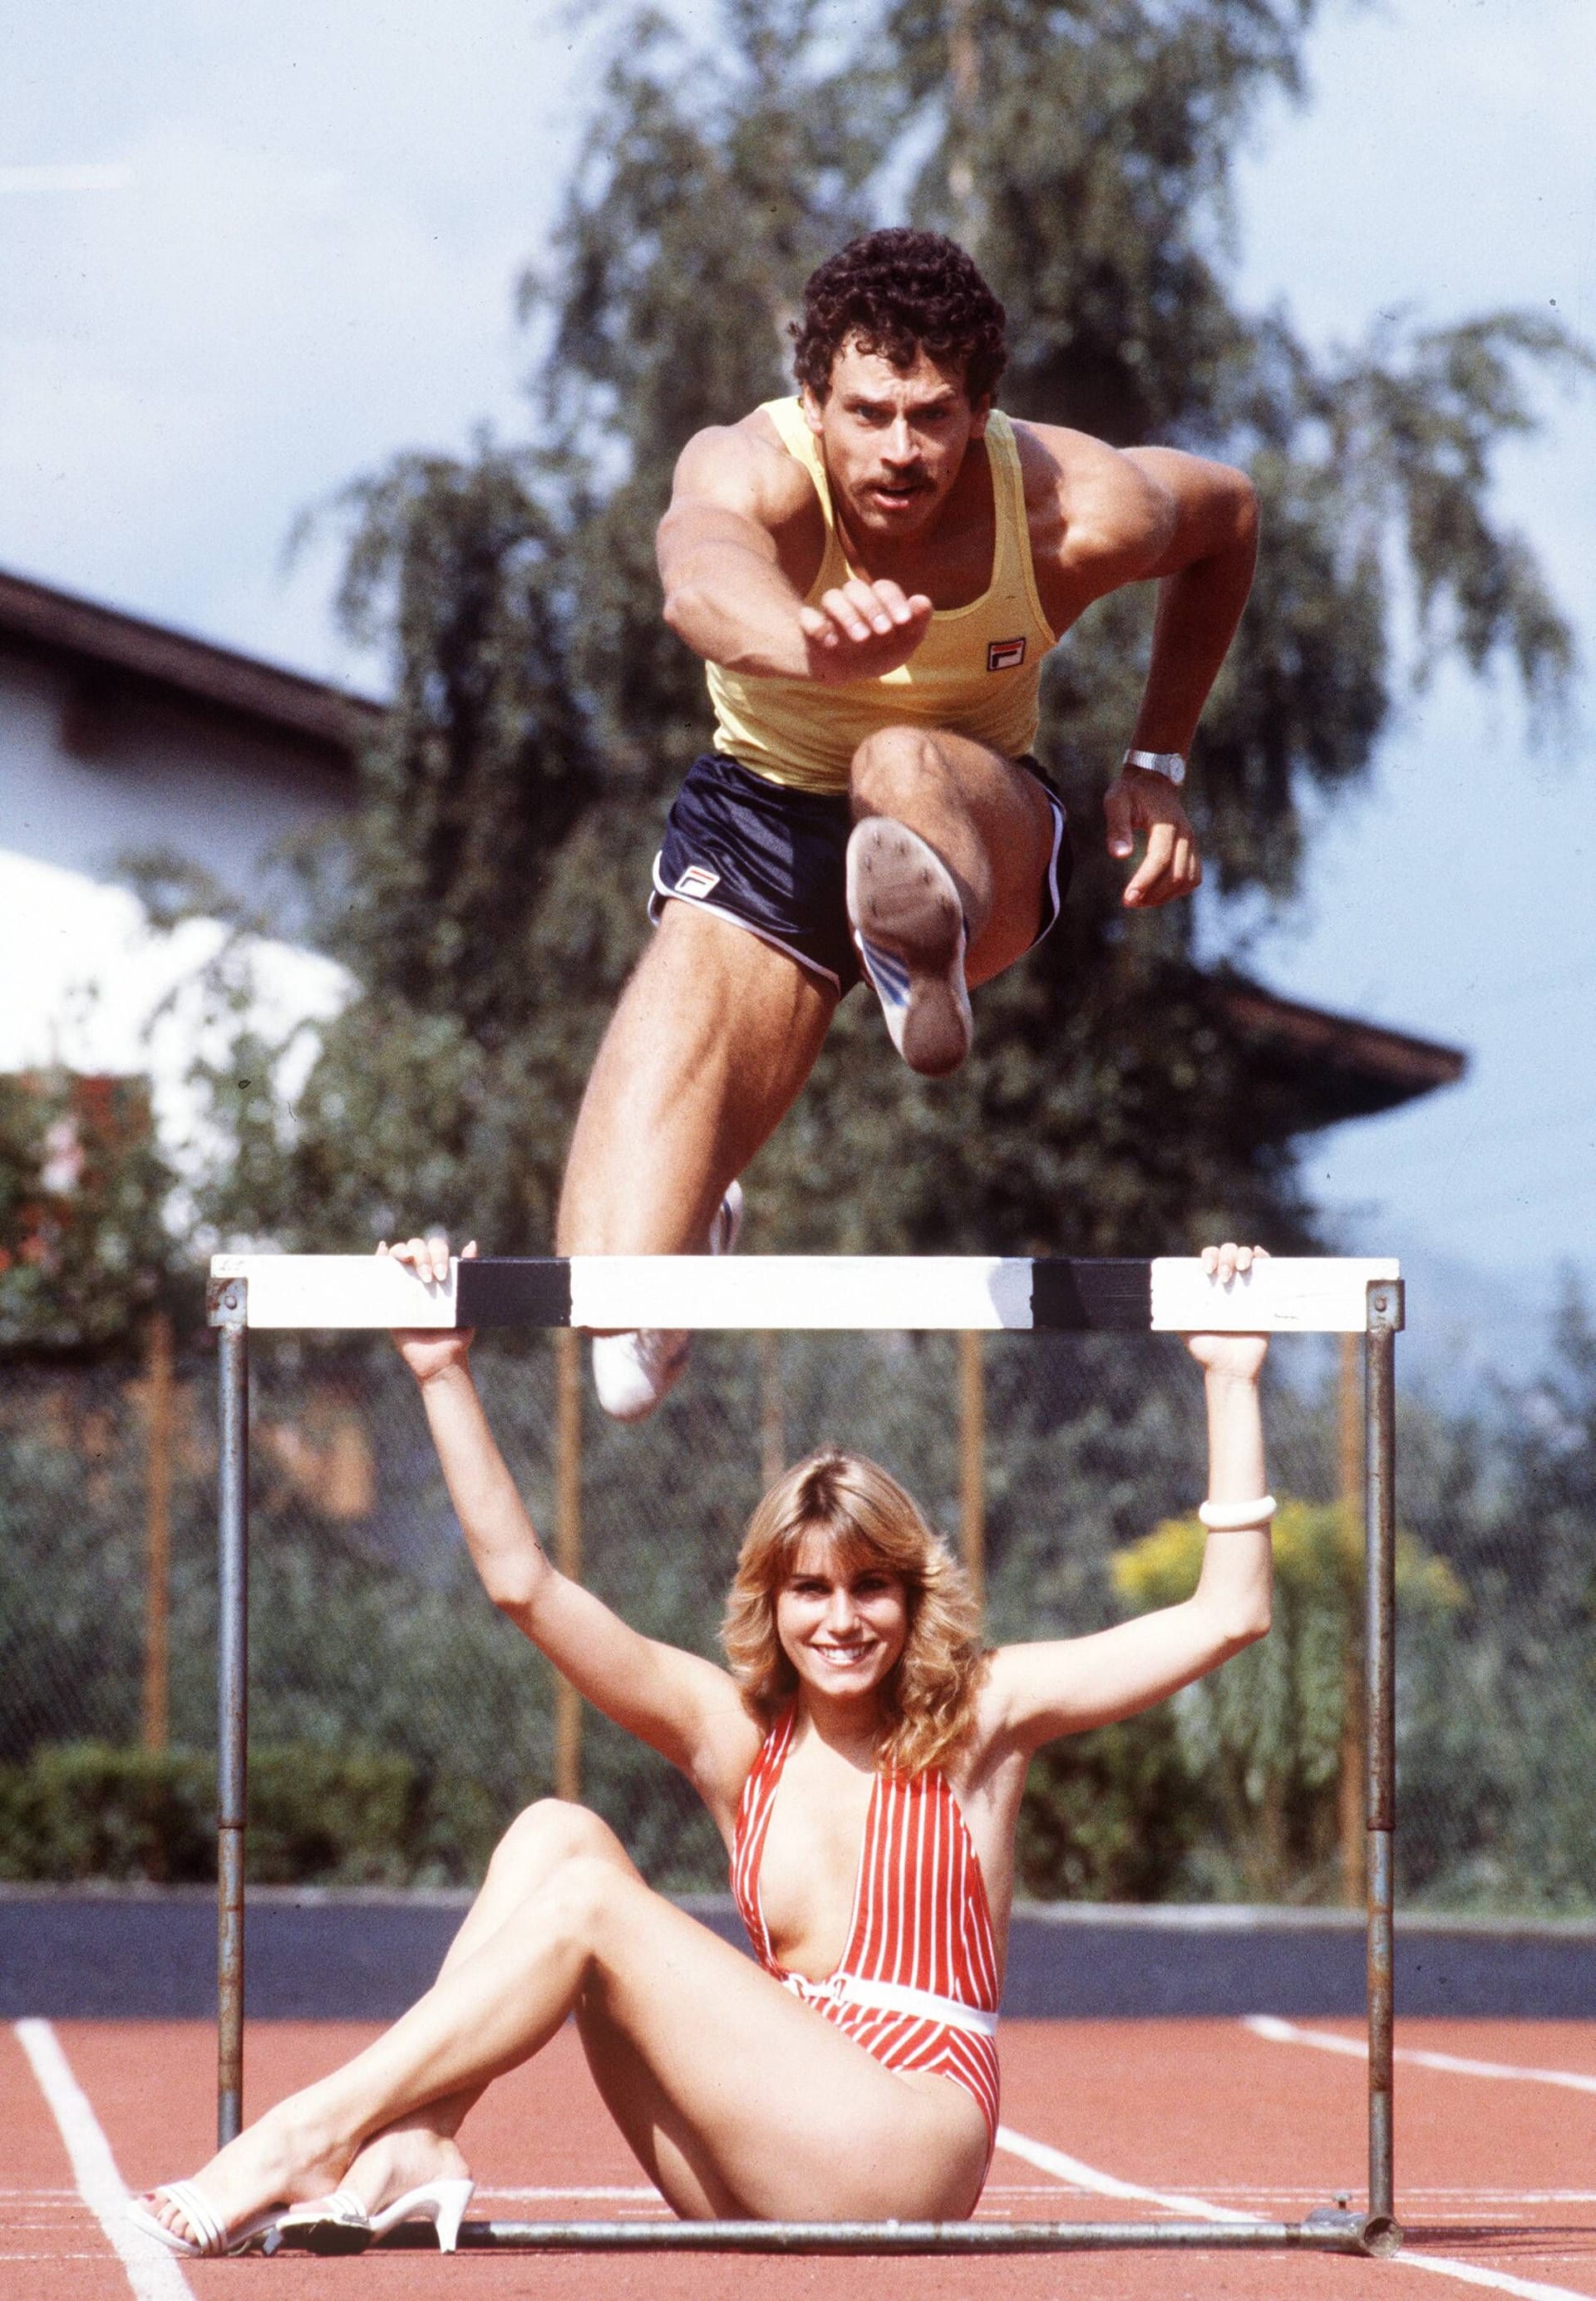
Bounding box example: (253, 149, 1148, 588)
(298, 2221, 373, 2257)
(846, 820, 972, 1077)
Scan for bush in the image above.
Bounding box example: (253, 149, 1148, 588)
(0, 1744, 214, 1882)
(1017, 1712, 1204, 1900)
(0, 1741, 505, 1886)
(1110, 1499, 1463, 1899)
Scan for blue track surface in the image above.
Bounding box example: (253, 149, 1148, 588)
(3, 1892, 1593, 2019)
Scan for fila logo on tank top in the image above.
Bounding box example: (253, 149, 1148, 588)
(731, 1704, 1002, 2148)
(706, 398, 1057, 797)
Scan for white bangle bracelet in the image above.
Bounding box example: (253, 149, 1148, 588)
(1197, 1495, 1277, 1530)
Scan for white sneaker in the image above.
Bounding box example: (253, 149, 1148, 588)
(845, 818, 972, 1077)
(591, 1182, 743, 1422)
(591, 1327, 692, 1421)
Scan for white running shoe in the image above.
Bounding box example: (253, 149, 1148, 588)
(591, 1182, 743, 1423)
(845, 818, 973, 1077)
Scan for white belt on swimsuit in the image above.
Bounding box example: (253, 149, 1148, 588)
(788, 1973, 1000, 2040)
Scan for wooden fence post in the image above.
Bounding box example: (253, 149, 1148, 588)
(958, 1332, 986, 1616)
(760, 1333, 785, 1491)
(554, 1328, 583, 1803)
(141, 1309, 174, 1753)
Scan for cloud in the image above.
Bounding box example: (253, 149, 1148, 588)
(0, 165, 134, 193)
(0, 0, 594, 671)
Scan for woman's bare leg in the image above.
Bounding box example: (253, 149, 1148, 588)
(574, 1968, 988, 2221)
(146, 1816, 986, 2241)
(336, 1803, 636, 2209)
(323, 1861, 988, 2224)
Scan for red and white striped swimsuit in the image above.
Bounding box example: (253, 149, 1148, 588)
(731, 1706, 1002, 2148)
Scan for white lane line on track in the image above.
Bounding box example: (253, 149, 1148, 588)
(1247, 2014, 1596, 2096)
(483, 2185, 664, 2200)
(1392, 2258, 1596, 2299)
(13, 2020, 192, 2300)
(994, 2126, 1254, 2221)
(995, 2122, 1594, 2300)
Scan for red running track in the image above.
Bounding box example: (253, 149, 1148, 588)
(4, 2016, 1594, 2300)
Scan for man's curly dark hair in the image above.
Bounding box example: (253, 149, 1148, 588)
(791, 229, 1007, 405)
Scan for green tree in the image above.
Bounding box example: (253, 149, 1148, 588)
(0, 1071, 176, 1354)
(164, 0, 1585, 1262)
(1114, 1498, 1461, 1897)
(1394, 1280, 1596, 1907)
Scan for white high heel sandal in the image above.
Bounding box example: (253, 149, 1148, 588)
(126, 2182, 288, 2259)
(368, 2176, 475, 2251)
(275, 2175, 475, 2255)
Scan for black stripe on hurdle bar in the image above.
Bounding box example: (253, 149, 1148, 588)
(456, 1255, 574, 1328)
(1030, 1257, 1151, 1329)
(452, 1258, 1151, 1331)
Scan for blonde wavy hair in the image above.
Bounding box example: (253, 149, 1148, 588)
(721, 1449, 987, 1776)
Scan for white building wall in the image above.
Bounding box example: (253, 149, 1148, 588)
(0, 647, 354, 1153)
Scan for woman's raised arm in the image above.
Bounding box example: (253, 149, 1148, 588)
(382, 1239, 757, 1809)
(983, 1242, 1275, 1755)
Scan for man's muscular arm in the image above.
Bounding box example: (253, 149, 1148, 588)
(1032, 434, 1258, 909)
(1120, 447, 1259, 754)
(658, 421, 932, 684)
(1107, 446, 1258, 907)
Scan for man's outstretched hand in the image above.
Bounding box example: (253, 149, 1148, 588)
(1104, 764, 1203, 908)
(799, 577, 933, 683)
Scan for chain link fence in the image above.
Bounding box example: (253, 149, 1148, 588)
(2, 1318, 1592, 1910)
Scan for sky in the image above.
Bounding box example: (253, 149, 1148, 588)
(2, 0, 1593, 1361)
(1219, 0, 1596, 1364)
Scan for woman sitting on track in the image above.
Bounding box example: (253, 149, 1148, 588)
(134, 1239, 1276, 2259)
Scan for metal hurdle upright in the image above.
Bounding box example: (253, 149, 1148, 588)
(205, 1252, 1404, 2259)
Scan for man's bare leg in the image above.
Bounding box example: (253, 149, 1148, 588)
(558, 901, 836, 1417)
(316, 1802, 640, 2222)
(559, 902, 836, 1254)
(846, 724, 1057, 1073)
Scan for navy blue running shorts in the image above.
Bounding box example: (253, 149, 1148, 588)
(649, 751, 1071, 994)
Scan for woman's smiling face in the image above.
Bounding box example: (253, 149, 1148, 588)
(774, 1533, 911, 1705)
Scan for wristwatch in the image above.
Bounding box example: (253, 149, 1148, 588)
(1122, 748, 1187, 786)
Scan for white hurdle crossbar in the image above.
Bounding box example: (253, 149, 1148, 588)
(209, 1252, 1399, 1334)
(204, 1253, 1405, 2259)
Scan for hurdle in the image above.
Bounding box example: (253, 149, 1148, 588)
(204, 1251, 1404, 2259)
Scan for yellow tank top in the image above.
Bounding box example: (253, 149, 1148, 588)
(706, 398, 1057, 795)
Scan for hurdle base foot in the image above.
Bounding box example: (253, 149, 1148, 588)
(1303, 2205, 1403, 2256)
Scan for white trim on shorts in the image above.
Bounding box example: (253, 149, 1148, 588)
(1032, 787, 1066, 949)
(649, 782, 1066, 993)
(648, 855, 844, 991)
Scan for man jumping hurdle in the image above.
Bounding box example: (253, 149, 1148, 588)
(560, 229, 1259, 1420)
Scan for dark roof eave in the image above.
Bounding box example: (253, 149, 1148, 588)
(1216, 977, 1467, 1130)
(0, 567, 385, 757)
